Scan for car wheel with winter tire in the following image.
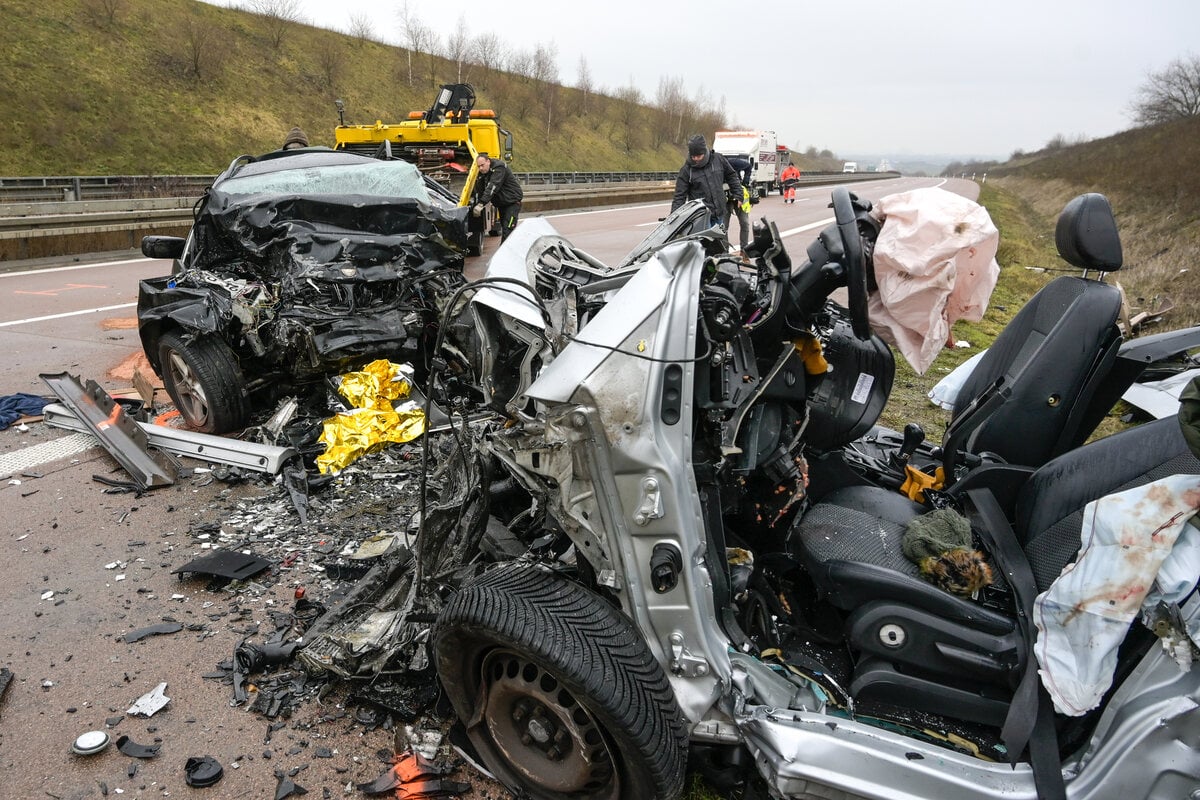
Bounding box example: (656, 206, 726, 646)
(157, 331, 250, 434)
(434, 564, 688, 800)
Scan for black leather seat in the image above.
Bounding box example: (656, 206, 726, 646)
(950, 192, 1125, 466)
(790, 416, 1200, 726)
(857, 193, 1128, 484)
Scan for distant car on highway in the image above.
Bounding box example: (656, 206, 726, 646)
(842, 161, 858, 173)
(137, 148, 469, 434)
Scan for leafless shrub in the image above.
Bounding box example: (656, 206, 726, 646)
(314, 37, 346, 90)
(249, 0, 303, 50)
(82, 0, 125, 27)
(176, 14, 225, 82)
(346, 12, 376, 43)
(467, 32, 505, 89)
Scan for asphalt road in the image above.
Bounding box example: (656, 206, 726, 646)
(0, 176, 973, 799)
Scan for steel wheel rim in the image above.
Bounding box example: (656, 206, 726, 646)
(479, 649, 619, 799)
(165, 349, 209, 425)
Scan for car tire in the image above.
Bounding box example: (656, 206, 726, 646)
(468, 230, 483, 257)
(435, 564, 688, 800)
(157, 331, 250, 434)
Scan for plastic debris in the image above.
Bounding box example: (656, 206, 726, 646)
(122, 622, 183, 643)
(116, 734, 161, 759)
(172, 551, 271, 582)
(127, 682, 171, 717)
(274, 773, 309, 799)
(72, 730, 111, 756)
(184, 755, 224, 788)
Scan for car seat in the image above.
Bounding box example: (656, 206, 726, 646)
(789, 415, 1200, 727)
(855, 193, 1127, 485)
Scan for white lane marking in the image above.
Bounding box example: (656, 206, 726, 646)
(779, 217, 836, 238)
(0, 432, 98, 476)
(0, 302, 137, 328)
(0, 257, 158, 279)
(544, 201, 670, 220)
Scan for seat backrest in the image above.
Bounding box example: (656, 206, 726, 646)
(949, 193, 1126, 467)
(1016, 416, 1200, 592)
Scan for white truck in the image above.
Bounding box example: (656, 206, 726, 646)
(711, 130, 782, 196)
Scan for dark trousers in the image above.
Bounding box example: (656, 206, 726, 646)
(497, 202, 521, 241)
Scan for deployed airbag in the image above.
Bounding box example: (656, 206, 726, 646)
(868, 188, 1000, 373)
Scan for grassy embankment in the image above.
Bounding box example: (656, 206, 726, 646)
(0, 0, 690, 177)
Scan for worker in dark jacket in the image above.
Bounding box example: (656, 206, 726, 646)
(473, 155, 524, 242)
(671, 134, 743, 236)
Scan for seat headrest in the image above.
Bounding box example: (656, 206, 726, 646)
(1055, 193, 1123, 271)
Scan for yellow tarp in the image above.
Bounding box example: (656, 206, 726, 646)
(316, 359, 426, 474)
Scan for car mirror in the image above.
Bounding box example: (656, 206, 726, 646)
(141, 236, 186, 260)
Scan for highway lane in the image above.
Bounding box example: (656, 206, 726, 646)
(0, 175, 970, 410)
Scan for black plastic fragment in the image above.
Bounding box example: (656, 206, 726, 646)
(122, 622, 183, 643)
(116, 734, 161, 759)
(173, 551, 271, 582)
(184, 755, 224, 787)
(274, 774, 309, 799)
(0, 667, 12, 708)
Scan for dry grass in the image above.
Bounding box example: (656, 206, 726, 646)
(991, 115, 1200, 330)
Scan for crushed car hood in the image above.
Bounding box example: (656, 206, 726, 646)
(139, 158, 469, 379)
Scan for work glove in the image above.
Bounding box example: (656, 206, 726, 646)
(472, 203, 484, 217)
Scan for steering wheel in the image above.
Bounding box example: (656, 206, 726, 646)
(831, 187, 871, 340)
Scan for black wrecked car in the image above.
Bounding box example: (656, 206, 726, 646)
(137, 148, 469, 434)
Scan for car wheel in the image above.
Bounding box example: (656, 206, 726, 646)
(435, 565, 688, 800)
(157, 331, 250, 434)
(468, 229, 483, 257)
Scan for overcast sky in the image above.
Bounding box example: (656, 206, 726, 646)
(209, 0, 1197, 160)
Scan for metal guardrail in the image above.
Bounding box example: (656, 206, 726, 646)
(0, 171, 897, 261)
(0, 170, 896, 203)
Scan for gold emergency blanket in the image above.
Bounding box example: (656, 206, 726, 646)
(316, 359, 426, 474)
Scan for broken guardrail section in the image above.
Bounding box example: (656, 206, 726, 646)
(42, 401, 298, 475)
(40, 372, 178, 490)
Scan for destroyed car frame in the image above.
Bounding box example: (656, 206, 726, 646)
(301, 193, 1200, 800)
(137, 148, 470, 434)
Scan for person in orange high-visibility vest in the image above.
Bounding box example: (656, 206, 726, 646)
(780, 163, 801, 204)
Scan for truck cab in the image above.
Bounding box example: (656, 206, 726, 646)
(842, 161, 858, 173)
(333, 84, 513, 256)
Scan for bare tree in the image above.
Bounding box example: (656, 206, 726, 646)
(82, 0, 125, 27)
(1129, 54, 1200, 126)
(445, 15, 471, 83)
(530, 41, 559, 85)
(177, 14, 223, 82)
(614, 81, 643, 153)
(575, 56, 594, 116)
(507, 47, 534, 82)
(397, 1, 436, 86)
(314, 37, 346, 89)
(468, 32, 505, 88)
(346, 12, 376, 43)
(654, 75, 688, 147)
(250, 0, 303, 50)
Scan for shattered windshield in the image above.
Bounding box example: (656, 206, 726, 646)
(219, 161, 433, 208)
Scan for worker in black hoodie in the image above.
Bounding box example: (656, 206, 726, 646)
(671, 134, 743, 234)
(473, 154, 524, 242)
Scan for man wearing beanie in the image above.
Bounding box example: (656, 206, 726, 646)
(282, 127, 309, 150)
(671, 134, 744, 239)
